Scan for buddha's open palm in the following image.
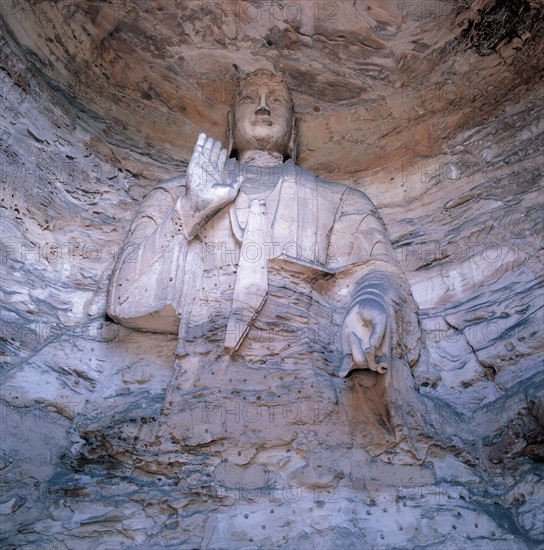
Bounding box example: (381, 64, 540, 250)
(185, 133, 242, 217)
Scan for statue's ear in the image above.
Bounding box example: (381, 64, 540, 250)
(287, 116, 298, 162)
(227, 110, 235, 158)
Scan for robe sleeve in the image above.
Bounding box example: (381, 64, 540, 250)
(107, 176, 189, 333)
(327, 186, 421, 366)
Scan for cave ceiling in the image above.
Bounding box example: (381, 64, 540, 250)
(2, 0, 542, 183)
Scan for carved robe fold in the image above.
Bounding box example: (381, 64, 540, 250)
(107, 159, 424, 452)
(108, 160, 420, 373)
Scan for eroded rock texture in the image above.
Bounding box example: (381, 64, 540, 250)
(1, 1, 542, 548)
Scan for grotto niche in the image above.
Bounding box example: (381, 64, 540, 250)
(1, 1, 543, 548)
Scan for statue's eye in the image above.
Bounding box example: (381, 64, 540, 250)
(240, 95, 256, 102)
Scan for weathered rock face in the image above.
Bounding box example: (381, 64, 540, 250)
(1, 1, 542, 548)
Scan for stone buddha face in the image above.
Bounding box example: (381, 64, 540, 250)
(231, 69, 295, 161)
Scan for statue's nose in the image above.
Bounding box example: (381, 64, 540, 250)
(255, 95, 271, 116)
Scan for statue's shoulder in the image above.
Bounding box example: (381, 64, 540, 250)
(142, 175, 185, 204)
(296, 164, 376, 209)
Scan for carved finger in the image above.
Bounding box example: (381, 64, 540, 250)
(375, 322, 391, 374)
(203, 137, 214, 158)
(364, 347, 377, 372)
(338, 353, 353, 378)
(195, 132, 206, 149)
(188, 133, 206, 172)
(210, 140, 221, 163)
(375, 360, 388, 374)
(341, 305, 359, 357)
(368, 311, 386, 351)
(348, 331, 366, 367)
(218, 148, 227, 170)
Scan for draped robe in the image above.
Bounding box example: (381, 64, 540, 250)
(107, 160, 423, 451)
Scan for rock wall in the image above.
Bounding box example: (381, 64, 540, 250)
(1, 1, 542, 548)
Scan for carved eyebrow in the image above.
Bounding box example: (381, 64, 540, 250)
(238, 87, 258, 97)
(238, 93, 257, 102)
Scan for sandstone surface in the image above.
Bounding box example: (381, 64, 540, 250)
(1, 1, 543, 548)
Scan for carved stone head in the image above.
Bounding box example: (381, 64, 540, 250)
(228, 69, 297, 162)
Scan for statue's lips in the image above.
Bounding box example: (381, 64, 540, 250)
(253, 116, 273, 126)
